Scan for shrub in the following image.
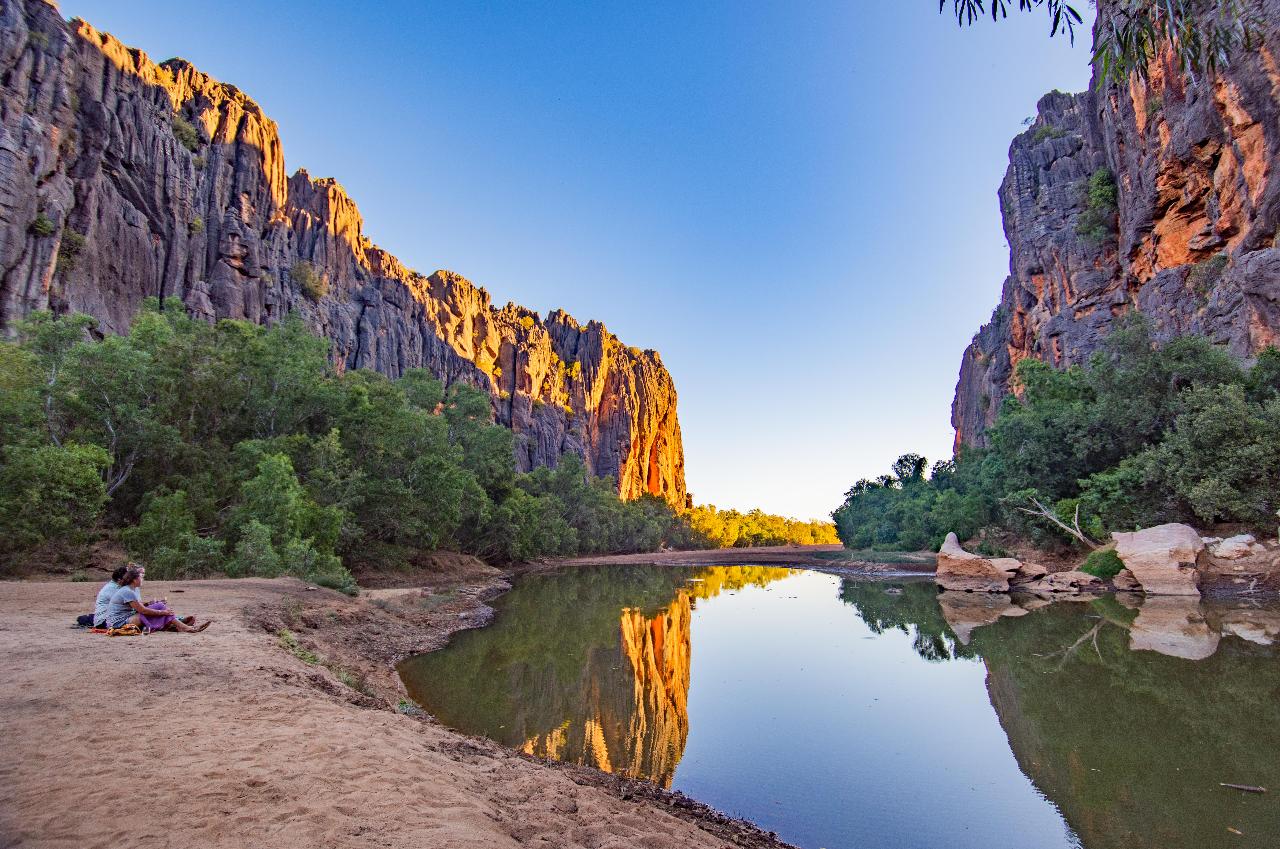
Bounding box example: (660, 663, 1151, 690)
(56, 230, 86, 273)
(0, 442, 109, 558)
(519, 315, 535, 330)
(1145, 94, 1164, 120)
(291, 261, 328, 301)
(228, 520, 283, 577)
(1032, 123, 1065, 143)
(1076, 168, 1118, 244)
(1188, 253, 1228, 299)
(30, 213, 55, 237)
(188, 216, 203, 236)
(1081, 547, 1125, 580)
(277, 629, 319, 664)
(171, 116, 200, 152)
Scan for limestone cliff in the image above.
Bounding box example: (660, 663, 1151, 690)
(954, 0, 1280, 448)
(0, 0, 685, 503)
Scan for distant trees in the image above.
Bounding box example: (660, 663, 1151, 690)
(683, 505, 839, 548)
(833, 316, 1280, 551)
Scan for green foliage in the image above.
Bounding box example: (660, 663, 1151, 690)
(0, 307, 806, 578)
(0, 442, 109, 555)
(1144, 93, 1164, 120)
(291, 261, 328, 301)
(1076, 168, 1118, 244)
(56, 230, 86, 273)
(1187, 252, 1228, 300)
(519, 315, 535, 330)
(944, 1, 1260, 87)
(1081, 547, 1125, 580)
(1032, 123, 1064, 143)
(687, 502, 840, 548)
(277, 629, 319, 664)
(835, 317, 1277, 550)
(171, 116, 200, 152)
(188, 216, 203, 236)
(30, 213, 55, 237)
(228, 520, 283, 577)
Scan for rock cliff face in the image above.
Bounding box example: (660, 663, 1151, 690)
(954, 0, 1280, 448)
(0, 0, 685, 503)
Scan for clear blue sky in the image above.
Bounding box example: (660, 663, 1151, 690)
(61, 0, 1093, 520)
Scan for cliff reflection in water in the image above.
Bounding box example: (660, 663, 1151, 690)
(398, 565, 791, 787)
(840, 581, 1280, 849)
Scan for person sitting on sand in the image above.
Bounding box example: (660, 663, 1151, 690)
(91, 565, 130, 628)
(105, 566, 210, 633)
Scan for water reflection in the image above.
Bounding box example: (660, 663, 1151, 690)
(841, 581, 1280, 848)
(399, 565, 791, 787)
(401, 568, 1280, 849)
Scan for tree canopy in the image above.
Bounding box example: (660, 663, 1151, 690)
(943, 0, 1262, 84)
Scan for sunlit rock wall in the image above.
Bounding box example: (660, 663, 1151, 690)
(0, 0, 685, 503)
(954, 0, 1280, 448)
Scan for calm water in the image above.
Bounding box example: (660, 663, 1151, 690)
(399, 566, 1280, 849)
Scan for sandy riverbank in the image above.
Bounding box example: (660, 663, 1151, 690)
(0, 567, 795, 849)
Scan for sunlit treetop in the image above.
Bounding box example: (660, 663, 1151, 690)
(943, 0, 1264, 84)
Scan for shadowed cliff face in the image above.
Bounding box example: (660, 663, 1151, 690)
(954, 0, 1280, 448)
(0, 0, 685, 503)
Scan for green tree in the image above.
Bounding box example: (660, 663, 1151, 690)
(0, 443, 109, 560)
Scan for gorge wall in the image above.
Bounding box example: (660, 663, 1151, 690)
(953, 0, 1280, 448)
(0, 0, 685, 504)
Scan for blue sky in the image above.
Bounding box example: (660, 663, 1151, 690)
(62, 1, 1094, 519)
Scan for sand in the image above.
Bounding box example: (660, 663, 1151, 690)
(0, 577, 792, 849)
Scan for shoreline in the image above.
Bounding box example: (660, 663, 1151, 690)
(0, 564, 799, 849)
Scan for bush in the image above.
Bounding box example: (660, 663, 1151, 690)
(172, 116, 200, 152)
(188, 216, 203, 236)
(1188, 253, 1228, 299)
(228, 520, 283, 577)
(519, 315, 535, 330)
(1032, 124, 1064, 142)
(30, 213, 55, 237)
(0, 442, 109, 558)
(1081, 548, 1125, 580)
(56, 230, 86, 273)
(291, 261, 328, 301)
(1076, 168, 1118, 243)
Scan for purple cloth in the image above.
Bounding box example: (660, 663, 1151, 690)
(138, 599, 177, 631)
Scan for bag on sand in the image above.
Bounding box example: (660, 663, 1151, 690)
(75, 614, 95, 628)
(107, 624, 144, 637)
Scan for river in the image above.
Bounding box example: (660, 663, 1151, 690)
(399, 565, 1280, 849)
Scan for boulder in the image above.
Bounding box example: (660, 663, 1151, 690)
(1112, 524, 1204, 597)
(1210, 534, 1264, 560)
(935, 533, 1020, 593)
(1112, 568, 1142, 593)
(1010, 561, 1048, 585)
(1039, 570, 1103, 594)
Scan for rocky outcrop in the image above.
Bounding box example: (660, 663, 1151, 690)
(0, 0, 685, 504)
(935, 532, 1020, 592)
(954, 0, 1280, 448)
(1112, 523, 1205, 596)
